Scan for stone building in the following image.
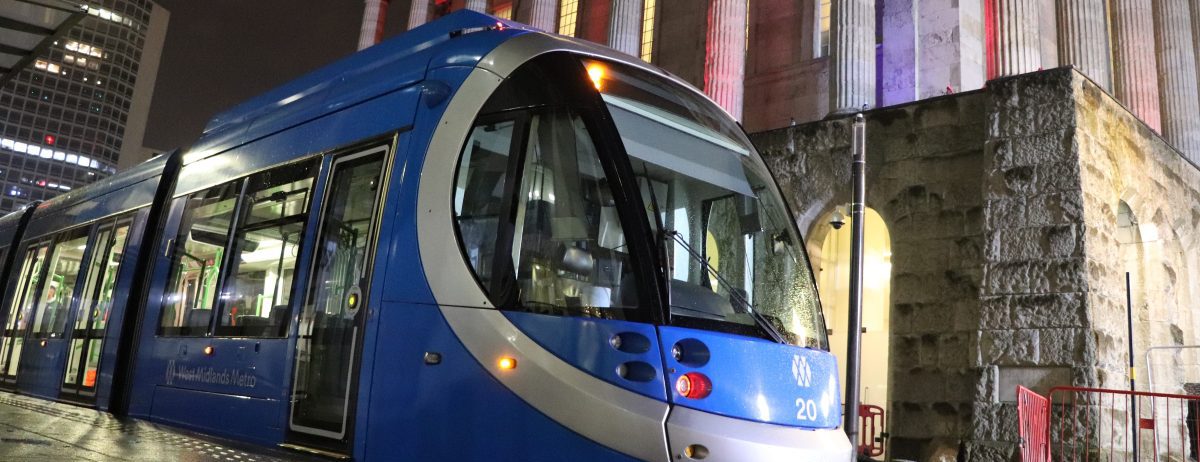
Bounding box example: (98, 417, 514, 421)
(388, 0, 1200, 460)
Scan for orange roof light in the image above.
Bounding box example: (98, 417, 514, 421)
(498, 356, 517, 370)
(587, 64, 605, 91)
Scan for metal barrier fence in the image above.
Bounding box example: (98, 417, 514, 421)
(858, 404, 885, 458)
(1019, 386, 1200, 461)
(1017, 386, 1050, 462)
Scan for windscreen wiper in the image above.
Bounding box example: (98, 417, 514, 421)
(664, 230, 787, 344)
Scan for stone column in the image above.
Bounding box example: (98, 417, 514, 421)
(408, 0, 429, 30)
(829, 0, 877, 114)
(464, 0, 487, 13)
(527, 0, 558, 31)
(1111, 0, 1161, 131)
(703, 0, 748, 120)
(1154, 0, 1200, 160)
(357, 0, 390, 51)
(1056, 0, 1112, 89)
(985, 0, 1041, 78)
(608, 0, 643, 56)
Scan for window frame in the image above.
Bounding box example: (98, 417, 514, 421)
(157, 157, 326, 338)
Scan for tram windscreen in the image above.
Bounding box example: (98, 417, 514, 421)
(588, 60, 827, 349)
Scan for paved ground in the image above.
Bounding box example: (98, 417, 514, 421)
(0, 392, 322, 461)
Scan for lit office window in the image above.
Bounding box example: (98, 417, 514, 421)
(817, 0, 831, 58)
(493, 2, 513, 19)
(559, 0, 580, 36)
(640, 0, 656, 61)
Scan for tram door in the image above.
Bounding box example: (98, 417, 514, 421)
(288, 147, 388, 451)
(61, 219, 131, 402)
(0, 244, 48, 386)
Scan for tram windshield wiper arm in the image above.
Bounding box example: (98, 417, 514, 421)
(663, 229, 786, 344)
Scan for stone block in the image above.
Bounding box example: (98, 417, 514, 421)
(983, 258, 1087, 295)
(980, 329, 1039, 366)
(987, 129, 1074, 169)
(1005, 292, 1088, 328)
(996, 366, 1073, 402)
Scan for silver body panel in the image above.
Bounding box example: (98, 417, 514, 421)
(666, 406, 854, 461)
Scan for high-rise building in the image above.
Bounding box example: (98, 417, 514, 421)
(0, 0, 168, 213)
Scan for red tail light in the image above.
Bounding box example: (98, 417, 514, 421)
(675, 372, 712, 399)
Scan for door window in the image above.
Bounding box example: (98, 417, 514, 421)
(290, 149, 386, 440)
(31, 228, 91, 339)
(64, 217, 132, 393)
(0, 245, 47, 378)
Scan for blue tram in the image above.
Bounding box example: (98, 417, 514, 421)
(0, 11, 850, 461)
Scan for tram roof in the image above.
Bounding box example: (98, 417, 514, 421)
(0, 202, 35, 242)
(190, 11, 529, 163)
(29, 149, 176, 219)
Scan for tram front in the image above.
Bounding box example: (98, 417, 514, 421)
(421, 27, 852, 461)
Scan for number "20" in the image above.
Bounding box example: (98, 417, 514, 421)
(794, 398, 818, 421)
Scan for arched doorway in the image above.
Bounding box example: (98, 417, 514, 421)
(812, 207, 892, 416)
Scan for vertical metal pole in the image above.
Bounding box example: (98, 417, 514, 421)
(1127, 271, 1139, 461)
(843, 113, 867, 458)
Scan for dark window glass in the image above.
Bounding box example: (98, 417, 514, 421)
(454, 108, 640, 317)
(159, 181, 241, 336)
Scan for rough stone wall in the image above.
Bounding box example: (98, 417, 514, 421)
(751, 67, 1200, 461)
(1072, 69, 1200, 395)
(753, 90, 991, 461)
(972, 69, 1096, 461)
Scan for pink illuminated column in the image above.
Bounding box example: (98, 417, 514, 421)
(1112, 0, 1161, 131)
(1154, 0, 1200, 160)
(829, 0, 876, 114)
(357, 0, 390, 51)
(985, 0, 1041, 78)
(608, 0, 644, 56)
(408, 0, 429, 30)
(703, 0, 748, 120)
(527, 0, 558, 30)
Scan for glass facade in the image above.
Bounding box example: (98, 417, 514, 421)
(0, 1, 160, 214)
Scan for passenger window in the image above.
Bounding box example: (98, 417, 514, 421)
(454, 108, 640, 316)
(32, 228, 91, 339)
(159, 181, 242, 336)
(217, 161, 317, 337)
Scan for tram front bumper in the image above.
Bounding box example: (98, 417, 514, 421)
(665, 405, 853, 461)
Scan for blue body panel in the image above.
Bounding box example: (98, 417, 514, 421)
(658, 326, 842, 429)
(504, 311, 668, 400)
(364, 304, 641, 462)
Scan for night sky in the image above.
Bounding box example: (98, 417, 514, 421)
(144, 0, 412, 150)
